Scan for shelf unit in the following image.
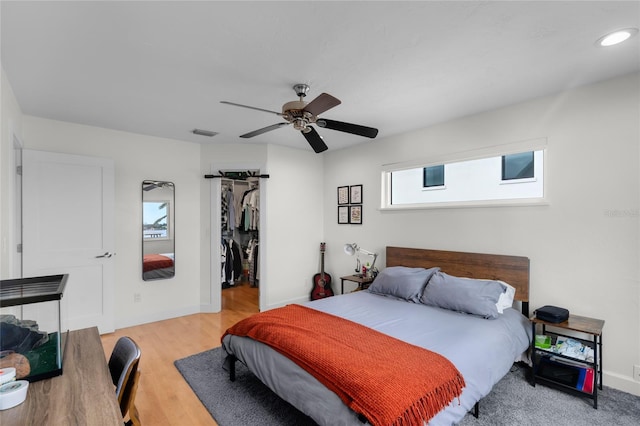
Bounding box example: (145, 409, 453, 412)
(530, 314, 604, 408)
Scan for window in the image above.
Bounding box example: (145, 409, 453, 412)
(143, 201, 169, 239)
(382, 139, 547, 209)
(502, 152, 534, 180)
(423, 165, 445, 187)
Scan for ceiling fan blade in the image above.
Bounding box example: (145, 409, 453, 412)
(220, 101, 282, 116)
(240, 122, 289, 138)
(316, 119, 378, 138)
(143, 183, 159, 191)
(303, 93, 341, 116)
(302, 127, 328, 153)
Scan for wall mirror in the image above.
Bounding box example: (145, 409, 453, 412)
(142, 180, 175, 280)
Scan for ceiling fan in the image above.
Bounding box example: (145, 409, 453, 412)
(221, 84, 379, 153)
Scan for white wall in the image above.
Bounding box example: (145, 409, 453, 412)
(263, 144, 325, 307)
(198, 142, 325, 312)
(21, 116, 202, 329)
(324, 73, 640, 395)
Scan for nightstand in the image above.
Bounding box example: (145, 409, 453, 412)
(530, 314, 604, 408)
(340, 275, 374, 294)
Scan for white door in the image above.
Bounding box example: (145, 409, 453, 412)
(22, 150, 115, 333)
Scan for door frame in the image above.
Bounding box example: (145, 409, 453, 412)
(208, 162, 266, 313)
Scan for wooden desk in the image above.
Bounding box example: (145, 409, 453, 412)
(0, 327, 122, 426)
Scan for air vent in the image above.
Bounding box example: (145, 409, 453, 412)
(192, 129, 218, 137)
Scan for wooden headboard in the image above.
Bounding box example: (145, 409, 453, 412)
(386, 247, 530, 315)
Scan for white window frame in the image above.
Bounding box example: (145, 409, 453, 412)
(380, 138, 549, 210)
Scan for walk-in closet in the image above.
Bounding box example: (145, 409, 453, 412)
(219, 173, 260, 308)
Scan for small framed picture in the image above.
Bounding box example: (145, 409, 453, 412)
(337, 186, 349, 205)
(338, 206, 349, 224)
(349, 185, 362, 204)
(349, 205, 362, 224)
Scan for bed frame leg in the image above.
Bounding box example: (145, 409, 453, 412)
(225, 354, 237, 382)
(472, 401, 479, 418)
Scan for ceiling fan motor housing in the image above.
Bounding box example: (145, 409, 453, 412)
(282, 100, 316, 130)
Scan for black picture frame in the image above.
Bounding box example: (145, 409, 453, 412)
(338, 206, 349, 224)
(349, 205, 362, 224)
(337, 186, 349, 205)
(349, 184, 363, 204)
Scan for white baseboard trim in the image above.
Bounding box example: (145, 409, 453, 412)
(200, 303, 220, 313)
(263, 295, 310, 311)
(604, 371, 640, 396)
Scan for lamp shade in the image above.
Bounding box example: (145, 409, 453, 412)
(344, 243, 358, 256)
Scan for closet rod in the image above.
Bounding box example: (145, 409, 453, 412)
(204, 171, 270, 180)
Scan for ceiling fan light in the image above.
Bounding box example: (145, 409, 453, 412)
(293, 118, 307, 131)
(597, 28, 638, 46)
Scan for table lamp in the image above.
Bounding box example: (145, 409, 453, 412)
(343, 243, 378, 276)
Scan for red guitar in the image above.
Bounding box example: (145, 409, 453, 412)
(311, 242, 334, 300)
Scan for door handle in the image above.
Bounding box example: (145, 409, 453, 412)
(95, 252, 115, 258)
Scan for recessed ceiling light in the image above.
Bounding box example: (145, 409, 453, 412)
(192, 129, 218, 137)
(596, 28, 638, 47)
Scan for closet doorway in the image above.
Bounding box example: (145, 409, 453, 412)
(211, 168, 263, 314)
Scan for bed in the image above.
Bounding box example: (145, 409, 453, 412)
(222, 247, 532, 425)
(142, 253, 175, 280)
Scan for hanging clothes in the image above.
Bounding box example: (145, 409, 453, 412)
(240, 187, 259, 231)
(221, 239, 230, 288)
(221, 184, 229, 233)
(221, 238, 244, 288)
(246, 238, 259, 287)
(231, 240, 243, 280)
(226, 187, 235, 231)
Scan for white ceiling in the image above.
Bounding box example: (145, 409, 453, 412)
(2, 1, 639, 153)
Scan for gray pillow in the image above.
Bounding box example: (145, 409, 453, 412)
(368, 266, 440, 302)
(419, 271, 505, 319)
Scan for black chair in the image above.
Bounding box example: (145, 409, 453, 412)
(108, 336, 142, 426)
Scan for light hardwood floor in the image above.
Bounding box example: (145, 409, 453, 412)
(101, 283, 259, 426)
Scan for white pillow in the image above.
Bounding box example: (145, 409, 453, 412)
(496, 280, 516, 313)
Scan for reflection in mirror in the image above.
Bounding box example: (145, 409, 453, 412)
(142, 180, 175, 280)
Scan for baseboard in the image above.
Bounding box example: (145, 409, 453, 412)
(115, 304, 201, 330)
(263, 295, 310, 311)
(200, 303, 220, 313)
(604, 371, 640, 396)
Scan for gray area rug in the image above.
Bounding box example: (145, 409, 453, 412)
(175, 346, 640, 426)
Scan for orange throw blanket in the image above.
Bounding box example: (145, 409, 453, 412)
(143, 254, 173, 272)
(223, 304, 465, 426)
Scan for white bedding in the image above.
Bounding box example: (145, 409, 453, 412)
(222, 291, 531, 425)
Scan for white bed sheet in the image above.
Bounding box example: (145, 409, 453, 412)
(222, 291, 531, 425)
